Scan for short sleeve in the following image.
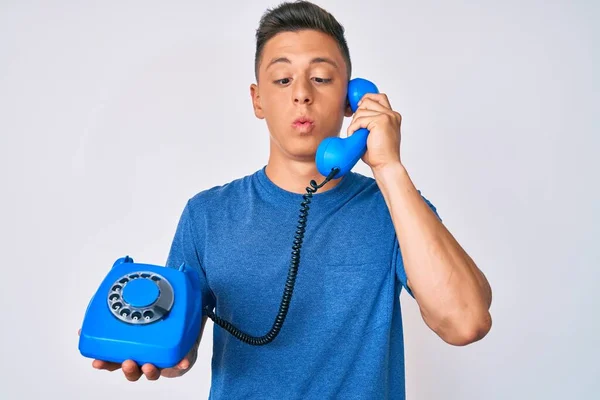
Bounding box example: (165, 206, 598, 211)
(394, 191, 442, 298)
(165, 200, 216, 315)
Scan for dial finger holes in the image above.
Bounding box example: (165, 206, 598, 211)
(143, 310, 154, 320)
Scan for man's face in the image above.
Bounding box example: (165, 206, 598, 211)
(250, 30, 352, 162)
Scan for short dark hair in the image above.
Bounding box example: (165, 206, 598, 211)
(254, 0, 352, 81)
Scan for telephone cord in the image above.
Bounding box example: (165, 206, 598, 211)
(204, 167, 340, 345)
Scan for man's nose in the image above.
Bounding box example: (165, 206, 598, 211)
(294, 95, 312, 105)
(293, 83, 313, 105)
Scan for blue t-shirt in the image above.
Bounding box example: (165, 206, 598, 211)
(166, 166, 439, 399)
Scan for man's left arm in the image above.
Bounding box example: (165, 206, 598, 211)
(347, 91, 492, 346)
(374, 162, 492, 346)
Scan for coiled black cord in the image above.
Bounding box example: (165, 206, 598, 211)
(204, 167, 340, 345)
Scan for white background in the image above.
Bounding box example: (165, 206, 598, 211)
(1, 0, 598, 399)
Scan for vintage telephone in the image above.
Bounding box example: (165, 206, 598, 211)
(78, 256, 204, 368)
(78, 78, 379, 366)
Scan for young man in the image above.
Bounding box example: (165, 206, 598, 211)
(88, 1, 492, 398)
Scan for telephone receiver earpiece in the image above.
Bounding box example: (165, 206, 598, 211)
(315, 78, 379, 179)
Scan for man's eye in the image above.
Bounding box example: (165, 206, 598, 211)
(313, 77, 332, 84)
(274, 78, 291, 85)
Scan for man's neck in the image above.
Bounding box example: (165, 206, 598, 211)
(264, 157, 343, 195)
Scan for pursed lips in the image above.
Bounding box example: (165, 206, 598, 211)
(292, 116, 315, 133)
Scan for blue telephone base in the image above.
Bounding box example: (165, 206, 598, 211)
(78, 256, 203, 369)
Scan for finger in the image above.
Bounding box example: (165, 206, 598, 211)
(122, 360, 143, 381)
(141, 363, 161, 381)
(348, 109, 381, 131)
(350, 109, 381, 119)
(347, 115, 382, 136)
(359, 93, 392, 109)
(354, 105, 401, 128)
(358, 97, 393, 113)
(92, 359, 121, 372)
(347, 111, 380, 136)
(358, 95, 402, 125)
(78, 329, 81, 336)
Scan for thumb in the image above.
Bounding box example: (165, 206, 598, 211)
(175, 356, 190, 370)
(158, 356, 190, 378)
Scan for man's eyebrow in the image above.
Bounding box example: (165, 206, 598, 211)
(311, 57, 338, 68)
(266, 56, 339, 69)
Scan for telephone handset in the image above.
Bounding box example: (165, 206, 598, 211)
(78, 78, 379, 366)
(315, 78, 379, 179)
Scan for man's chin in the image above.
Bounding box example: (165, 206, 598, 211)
(272, 134, 334, 161)
(287, 137, 320, 151)
(282, 146, 319, 162)
(292, 152, 318, 162)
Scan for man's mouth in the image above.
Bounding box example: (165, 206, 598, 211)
(292, 117, 315, 133)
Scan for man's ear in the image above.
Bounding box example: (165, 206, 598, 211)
(250, 83, 264, 119)
(344, 97, 353, 117)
